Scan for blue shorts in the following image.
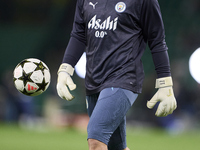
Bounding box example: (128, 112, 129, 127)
(86, 88, 138, 150)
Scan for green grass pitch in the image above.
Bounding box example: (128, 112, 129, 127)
(0, 124, 200, 150)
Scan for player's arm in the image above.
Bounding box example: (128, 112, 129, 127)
(140, 0, 177, 117)
(57, 0, 86, 101)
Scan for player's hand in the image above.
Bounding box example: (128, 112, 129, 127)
(147, 77, 177, 117)
(56, 63, 76, 101)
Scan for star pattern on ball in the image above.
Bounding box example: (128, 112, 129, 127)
(34, 61, 47, 73)
(19, 70, 33, 86)
(36, 78, 49, 92)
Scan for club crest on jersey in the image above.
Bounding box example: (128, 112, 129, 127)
(115, 2, 126, 13)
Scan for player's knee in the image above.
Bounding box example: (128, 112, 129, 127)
(88, 139, 98, 149)
(88, 139, 107, 150)
(88, 138, 99, 147)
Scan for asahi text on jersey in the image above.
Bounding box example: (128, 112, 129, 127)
(88, 15, 118, 31)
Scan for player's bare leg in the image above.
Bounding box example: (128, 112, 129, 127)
(88, 139, 107, 150)
(123, 147, 130, 150)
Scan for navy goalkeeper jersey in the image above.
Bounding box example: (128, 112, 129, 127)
(62, 0, 171, 95)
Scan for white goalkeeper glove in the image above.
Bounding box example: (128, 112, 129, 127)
(147, 77, 177, 117)
(56, 63, 76, 101)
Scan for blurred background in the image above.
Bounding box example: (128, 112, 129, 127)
(0, 0, 200, 139)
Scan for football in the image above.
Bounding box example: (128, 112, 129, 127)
(13, 58, 51, 96)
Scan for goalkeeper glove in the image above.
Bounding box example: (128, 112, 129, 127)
(147, 76, 177, 117)
(56, 63, 76, 101)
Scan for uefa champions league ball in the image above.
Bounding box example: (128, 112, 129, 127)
(13, 58, 51, 96)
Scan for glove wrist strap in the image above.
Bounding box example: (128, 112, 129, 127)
(58, 63, 74, 76)
(155, 76, 173, 88)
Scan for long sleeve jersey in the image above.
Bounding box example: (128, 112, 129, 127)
(62, 0, 171, 95)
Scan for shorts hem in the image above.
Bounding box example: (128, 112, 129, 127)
(87, 135, 109, 145)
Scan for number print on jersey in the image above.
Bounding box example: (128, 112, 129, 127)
(95, 31, 107, 38)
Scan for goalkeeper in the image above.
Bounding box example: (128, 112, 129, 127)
(56, 0, 177, 150)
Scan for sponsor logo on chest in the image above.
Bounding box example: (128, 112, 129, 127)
(88, 15, 118, 31)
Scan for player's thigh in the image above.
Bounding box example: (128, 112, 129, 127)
(108, 89, 138, 150)
(87, 88, 137, 145)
